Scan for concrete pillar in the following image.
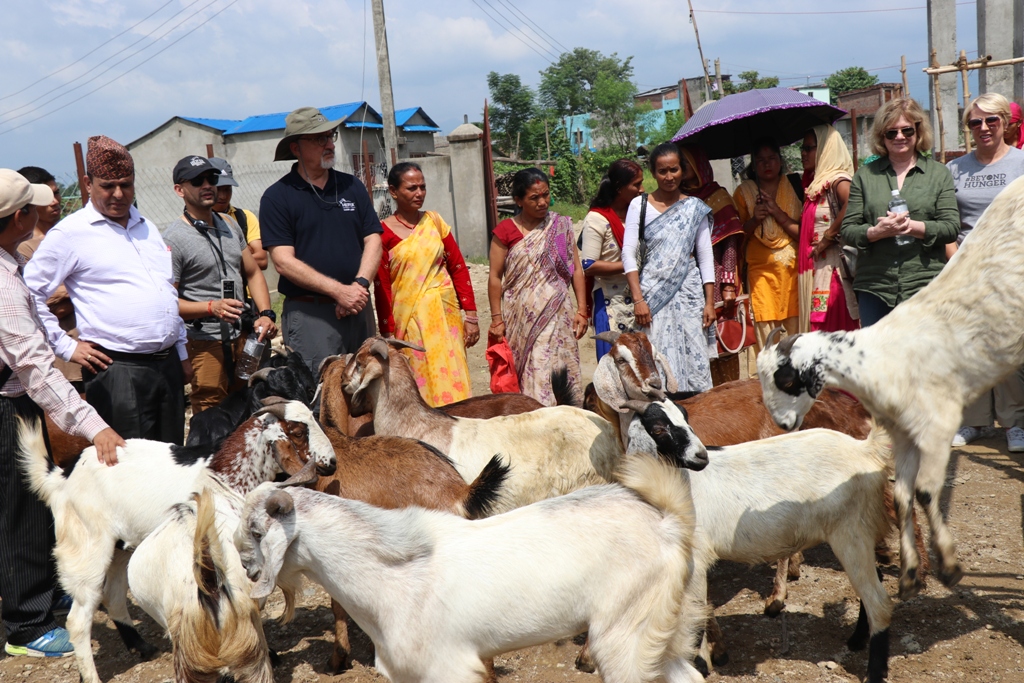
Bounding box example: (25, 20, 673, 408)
(927, 0, 959, 152)
(1015, 2, 1024, 104)
(447, 123, 488, 259)
(977, 0, 1021, 100)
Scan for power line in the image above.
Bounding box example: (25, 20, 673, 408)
(476, 0, 560, 61)
(0, 0, 209, 120)
(0, 0, 179, 102)
(0, 0, 240, 137)
(469, 0, 557, 63)
(693, 1, 972, 15)
(491, 0, 570, 55)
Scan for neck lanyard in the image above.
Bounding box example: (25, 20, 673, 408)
(184, 209, 228, 277)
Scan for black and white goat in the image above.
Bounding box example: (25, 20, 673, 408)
(756, 176, 1024, 599)
(16, 400, 335, 683)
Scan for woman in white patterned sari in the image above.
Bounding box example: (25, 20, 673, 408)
(622, 142, 716, 391)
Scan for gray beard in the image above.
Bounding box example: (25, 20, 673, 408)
(320, 155, 336, 170)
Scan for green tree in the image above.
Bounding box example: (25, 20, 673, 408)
(824, 67, 878, 105)
(486, 71, 535, 157)
(538, 48, 634, 121)
(723, 70, 780, 95)
(587, 73, 648, 151)
(639, 110, 685, 148)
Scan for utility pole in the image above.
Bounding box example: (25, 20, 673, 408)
(714, 58, 724, 99)
(687, 0, 712, 102)
(371, 0, 400, 166)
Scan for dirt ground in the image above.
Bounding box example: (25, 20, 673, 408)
(3, 263, 1023, 682)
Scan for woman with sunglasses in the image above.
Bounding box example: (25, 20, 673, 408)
(839, 97, 959, 326)
(944, 93, 1024, 452)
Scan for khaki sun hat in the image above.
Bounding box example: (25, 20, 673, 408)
(0, 168, 56, 220)
(274, 107, 342, 162)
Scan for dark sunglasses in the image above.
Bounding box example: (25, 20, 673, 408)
(188, 174, 219, 187)
(967, 115, 1002, 130)
(800, 144, 817, 153)
(884, 126, 916, 140)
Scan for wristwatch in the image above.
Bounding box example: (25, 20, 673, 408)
(354, 276, 370, 290)
(258, 309, 277, 323)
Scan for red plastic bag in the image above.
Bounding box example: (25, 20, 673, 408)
(486, 334, 520, 394)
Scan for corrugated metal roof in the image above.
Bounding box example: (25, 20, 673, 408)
(221, 102, 381, 135)
(395, 107, 442, 132)
(402, 125, 441, 132)
(180, 117, 242, 132)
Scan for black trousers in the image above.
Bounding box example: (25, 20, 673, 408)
(83, 352, 186, 445)
(0, 396, 58, 645)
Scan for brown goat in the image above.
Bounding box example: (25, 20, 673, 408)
(273, 419, 508, 676)
(318, 354, 546, 437)
(45, 414, 91, 469)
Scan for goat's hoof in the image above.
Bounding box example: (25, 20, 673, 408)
(787, 566, 801, 581)
(898, 574, 924, 601)
(135, 641, 159, 661)
(329, 653, 353, 675)
(693, 655, 710, 677)
(268, 648, 281, 667)
(763, 599, 784, 617)
(711, 650, 730, 667)
(846, 630, 869, 652)
(574, 650, 596, 674)
(939, 563, 964, 588)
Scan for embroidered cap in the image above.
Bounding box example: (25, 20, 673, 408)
(86, 135, 134, 179)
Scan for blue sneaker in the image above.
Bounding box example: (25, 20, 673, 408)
(52, 594, 72, 617)
(4, 627, 74, 657)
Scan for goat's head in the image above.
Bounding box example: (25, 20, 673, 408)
(237, 483, 300, 603)
(341, 337, 425, 416)
(621, 399, 708, 471)
(593, 331, 677, 405)
(756, 329, 825, 432)
(252, 398, 337, 477)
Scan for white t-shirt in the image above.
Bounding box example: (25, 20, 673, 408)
(946, 146, 1024, 244)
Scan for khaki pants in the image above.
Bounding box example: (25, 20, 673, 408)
(961, 367, 1024, 430)
(186, 338, 246, 414)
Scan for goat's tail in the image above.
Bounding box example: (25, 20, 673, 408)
(461, 455, 510, 519)
(862, 421, 893, 472)
(551, 366, 580, 407)
(16, 417, 62, 506)
(617, 454, 696, 550)
(174, 490, 273, 683)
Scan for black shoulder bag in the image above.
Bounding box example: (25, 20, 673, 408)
(635, 192, 649, 276)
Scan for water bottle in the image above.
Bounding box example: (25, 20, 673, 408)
(888, 189, 913, 246)
(235, 327, 265, 381)
(706, 324, 719, 360)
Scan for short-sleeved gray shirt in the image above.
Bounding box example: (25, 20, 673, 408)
(164, 213, 247, 341)
(946, 147, 1024, 244)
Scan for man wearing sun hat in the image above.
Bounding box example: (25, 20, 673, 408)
(0, 169, 125, 658)
(259, 106, 383, 373)
(24, 135, 192, 444)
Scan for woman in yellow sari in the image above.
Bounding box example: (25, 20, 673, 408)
(732, 139, 803, 351)
(374, 162, 479, 406)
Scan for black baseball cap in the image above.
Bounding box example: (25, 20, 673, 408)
(173, 155, 220, 184)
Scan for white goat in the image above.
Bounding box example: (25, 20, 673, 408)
(128, 488, 272, 683)
(236, 452, 708, 683)
(756, 175, 1024, 600)
(16, 401, 335, 683)
(341, 337, 709, 512)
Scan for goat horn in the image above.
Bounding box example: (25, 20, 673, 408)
(765, 327, 786, 347)
(265, 489, 294, 516)
(620, 399, 651, 414)
(592, 331, 622, 344)
(278, 345, 295, 356)
(316, 355, 344, 382)
(384, 338, 426, 353)
(247, 367, 275, 386)
(277, 455, 319, 488)
(254, 398, 289, 420)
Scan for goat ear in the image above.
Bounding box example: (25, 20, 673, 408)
(384, 338, 426, 354)
(593, 354, 630, 413)
(654, 351, 678, 393)
(265, 489, 295, 516)
(316, 355, 345, 382)
(593, 331, 622, 345)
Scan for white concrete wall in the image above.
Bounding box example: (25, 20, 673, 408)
(408, 156, 456, 232)
(128, 120, 226, 169)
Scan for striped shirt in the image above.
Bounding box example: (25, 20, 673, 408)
(23, 202, 188, 361)
(0, 247, 108, 440)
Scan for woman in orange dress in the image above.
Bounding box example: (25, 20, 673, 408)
(374, 162, 478, 406)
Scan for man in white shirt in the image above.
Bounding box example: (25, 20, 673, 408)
(24, 136, 193, 444)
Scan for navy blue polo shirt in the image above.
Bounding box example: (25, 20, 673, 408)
(259, 166, 382, 298)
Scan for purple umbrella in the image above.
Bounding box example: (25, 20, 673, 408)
(671, 87, 846, 160)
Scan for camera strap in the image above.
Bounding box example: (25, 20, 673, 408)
(184, 209, 236, 377)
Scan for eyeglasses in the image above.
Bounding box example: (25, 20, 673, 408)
(300, 130, 338, 147)
(967, 115, 1002, 130)
(884, 126, 916, 141)
(188, 174, 219, 187)
(800, 144, 817, 153)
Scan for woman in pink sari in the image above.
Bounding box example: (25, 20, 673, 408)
(488, 168, 588, 405)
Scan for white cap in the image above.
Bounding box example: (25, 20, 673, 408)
(0, 169, 55, 219)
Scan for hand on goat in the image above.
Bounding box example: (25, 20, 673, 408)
(92, 427, 125, 466)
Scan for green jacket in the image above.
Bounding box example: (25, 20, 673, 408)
(840, 154, 960, 307)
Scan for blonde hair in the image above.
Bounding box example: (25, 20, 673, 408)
(962, 92, 1011, 129)
(870, 97, 933, 156)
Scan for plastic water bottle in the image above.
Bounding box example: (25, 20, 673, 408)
(888, 189, 913, 246)
(235, 327, 265, 381)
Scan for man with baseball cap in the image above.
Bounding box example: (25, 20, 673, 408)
(163, 155, 277, 413)
(209, 157, 267, 269)
(24, 135, 192, 444)
(0, 169, 124, 657)
(259, 106, 383, 373)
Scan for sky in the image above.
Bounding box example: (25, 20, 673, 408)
(0, 0, 987, 179)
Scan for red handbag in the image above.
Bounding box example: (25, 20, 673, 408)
(486, 335, 521, 394)
(715, 295, 757, 356)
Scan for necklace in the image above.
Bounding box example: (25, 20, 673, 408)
(513, 213, 544, 233)
(393, 213, 421, 230)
